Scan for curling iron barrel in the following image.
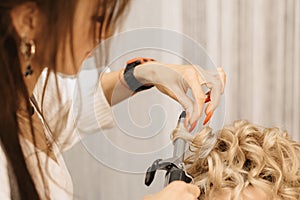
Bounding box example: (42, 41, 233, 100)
(172, 111, 187, 163)
(144, 111, 193, 187)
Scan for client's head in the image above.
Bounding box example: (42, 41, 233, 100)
(184, 120, 300, 200)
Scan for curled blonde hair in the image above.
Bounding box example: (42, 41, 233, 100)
(184, 120, 300, 200)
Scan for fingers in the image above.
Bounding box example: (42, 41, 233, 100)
(182, 66, 221, 130)
(203, 110, 213, 125)
(217, 67, 226, 94)
(203, 91, 212, 125)
(201, 86, 220, 125)
(206, 85, 221, 111)
(185, 73, 206, 131)
(151, 64, 226, 129)
(199, 67, 226, 125)
(202, 68, 224, 125)
(186, 183, 201, 199)
(168, 181, 200, 200)
(173, 88, 194, 128)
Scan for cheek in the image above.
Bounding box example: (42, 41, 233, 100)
(72, 19, 95, 65)
(74, 17, 94, 47)
(72, 1, 96, 67)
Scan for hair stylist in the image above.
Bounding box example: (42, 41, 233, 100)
(0, 0, 226, 199)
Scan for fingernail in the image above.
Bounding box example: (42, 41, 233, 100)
(189, 121, 197, 132)
(205, 96, 211, 103)
(203, 111, 213, 125)
(205, 91, 211, 103)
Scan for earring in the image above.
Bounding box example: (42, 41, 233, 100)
(20, 36, 36, 77)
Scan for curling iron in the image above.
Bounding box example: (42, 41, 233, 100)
(144, 111, 193, 187)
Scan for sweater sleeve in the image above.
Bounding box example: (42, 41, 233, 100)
(71, 68, 115, 135)
(0, 144, 10, 200)
(33, 67, 115, 151)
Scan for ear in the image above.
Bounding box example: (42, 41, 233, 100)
(10, 2, 40, 40)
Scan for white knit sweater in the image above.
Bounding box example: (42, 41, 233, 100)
(0, 64, 114, 200)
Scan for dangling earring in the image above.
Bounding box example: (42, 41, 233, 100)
(20, 36, 36, 77)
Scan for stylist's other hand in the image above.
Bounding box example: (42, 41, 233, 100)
(143, 181, 200, 200)
(135, 62, 226, 131)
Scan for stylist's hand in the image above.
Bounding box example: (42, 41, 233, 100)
(135, 62, 226, 131)
(143, 181, 200, 200)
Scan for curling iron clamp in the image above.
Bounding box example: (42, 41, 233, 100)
(145, 88, 212, 186)
(144, 89, 212, 186)
(144, 111, 194, 186)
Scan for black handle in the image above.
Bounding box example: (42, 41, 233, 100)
(166, 168, 192, 184)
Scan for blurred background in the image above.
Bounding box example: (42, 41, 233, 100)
(63, 0, 300, 199)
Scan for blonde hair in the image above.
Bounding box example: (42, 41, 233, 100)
(184, 120, 300, 200)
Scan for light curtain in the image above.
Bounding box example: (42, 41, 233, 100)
(182, 0, 300, 140)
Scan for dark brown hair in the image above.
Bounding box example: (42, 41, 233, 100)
(0, 0, 130, 199)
